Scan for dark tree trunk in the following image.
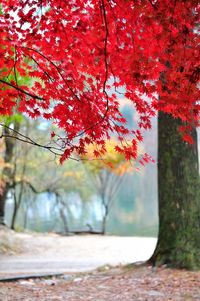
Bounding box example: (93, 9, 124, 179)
(102, 215, 107, 235)
(23, 204, 28, 229)
(59, 207, 69, 234)
(0, 186, 9, 224)
(11, 156, 27, 230)
(150, 112, 200, 269)
(102, 197, 109, 235)
(0, 126, 18, 224)
(55, 193, 69, 234)
(10, 194, 17, 230)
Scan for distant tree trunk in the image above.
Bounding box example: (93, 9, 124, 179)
(150, 112, 200, 269)
(23, 203, 28, 229)
(10, 191, 18, 229)
(0, 187, 8, 224)
(55, 193, 69, 234)
(10, 135, 28, 230)
(10, 186, 25, 230)
(102, 216, 106, 235)
(0, 124, 19, 225)
(59, 207, 69, 234)
(102, 197, 109, 235)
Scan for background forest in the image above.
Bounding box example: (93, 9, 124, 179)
(2, 103, 200, 237)
(1, 102, 156, 236)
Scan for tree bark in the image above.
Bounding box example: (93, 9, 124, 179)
(101, 196, 109, 235)
(0, 186, 8, 224)
(11, 143, 28, 230)
(150, 112, 200, 269)
(59, 206, 69, 234)
(55, 193, 69, 234)
(0, 125, 18, 224)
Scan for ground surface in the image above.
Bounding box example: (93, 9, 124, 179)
(0, 265, 200, 301)
(0, 227, 200, 300)
(0, 227, 156, 276)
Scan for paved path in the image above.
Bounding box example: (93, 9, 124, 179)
(0, 234, 157, 278)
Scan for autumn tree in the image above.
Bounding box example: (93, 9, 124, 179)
(82, 139, 133, 234)
(0, 1, 199, 268)
(6, 120, 90, 232)
(0, 39, 34, 224)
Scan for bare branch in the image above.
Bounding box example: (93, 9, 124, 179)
(0, 123, 79, 160)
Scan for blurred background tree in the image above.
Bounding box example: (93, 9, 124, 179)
(81, 139, 136, 234)
(2, 107, 160, 236)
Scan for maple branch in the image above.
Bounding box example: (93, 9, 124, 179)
(1, 134, 62, 156)
(0, 79, 44, 101)
(67, 0, 113, 142)
(13, 47, 18, 82)
(13, 46, 23, 108)
(101, 0, 109, 108)
(25, 53, 77, 103)
(106, 1, 120, 45)
(0, 123, 104, 162)
(22, 46, 81, 103)
(22, 45, 111, 139)
(0, 123, 110, 164)
(110, 65, 125, 96)
(27, 53, 54, 83)
(0, 123, 68, 158)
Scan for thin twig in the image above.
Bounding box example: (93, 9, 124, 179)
(101, 0, 109, 110)
(0, 123, 73, 158)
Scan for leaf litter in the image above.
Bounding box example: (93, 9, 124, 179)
(0, 265, 199, 301)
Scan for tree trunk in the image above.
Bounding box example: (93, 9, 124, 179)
(150, 112, 200, 269)
(102, 215, 107, 235)
(23, 203, 28, 229)
(102, 199, 108, 235)
(0, 185, 9, 224)
(10, 190, 20, 230)
(0, 125, 18, 224)
(55, 193, 69, 234)
(11, 159, 27, 230)
(59, 207, 69, 234)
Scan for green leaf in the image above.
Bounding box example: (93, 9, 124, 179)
(1, 114, 24, 126)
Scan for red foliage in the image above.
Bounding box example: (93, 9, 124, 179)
(0, 0, 199, 160)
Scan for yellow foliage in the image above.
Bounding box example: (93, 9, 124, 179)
(81, 139, 139, 176)
(63, 170, 84, 181)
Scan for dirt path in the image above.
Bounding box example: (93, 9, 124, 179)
(0, 230, 157, 277)
(0, 229, 200, 301)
